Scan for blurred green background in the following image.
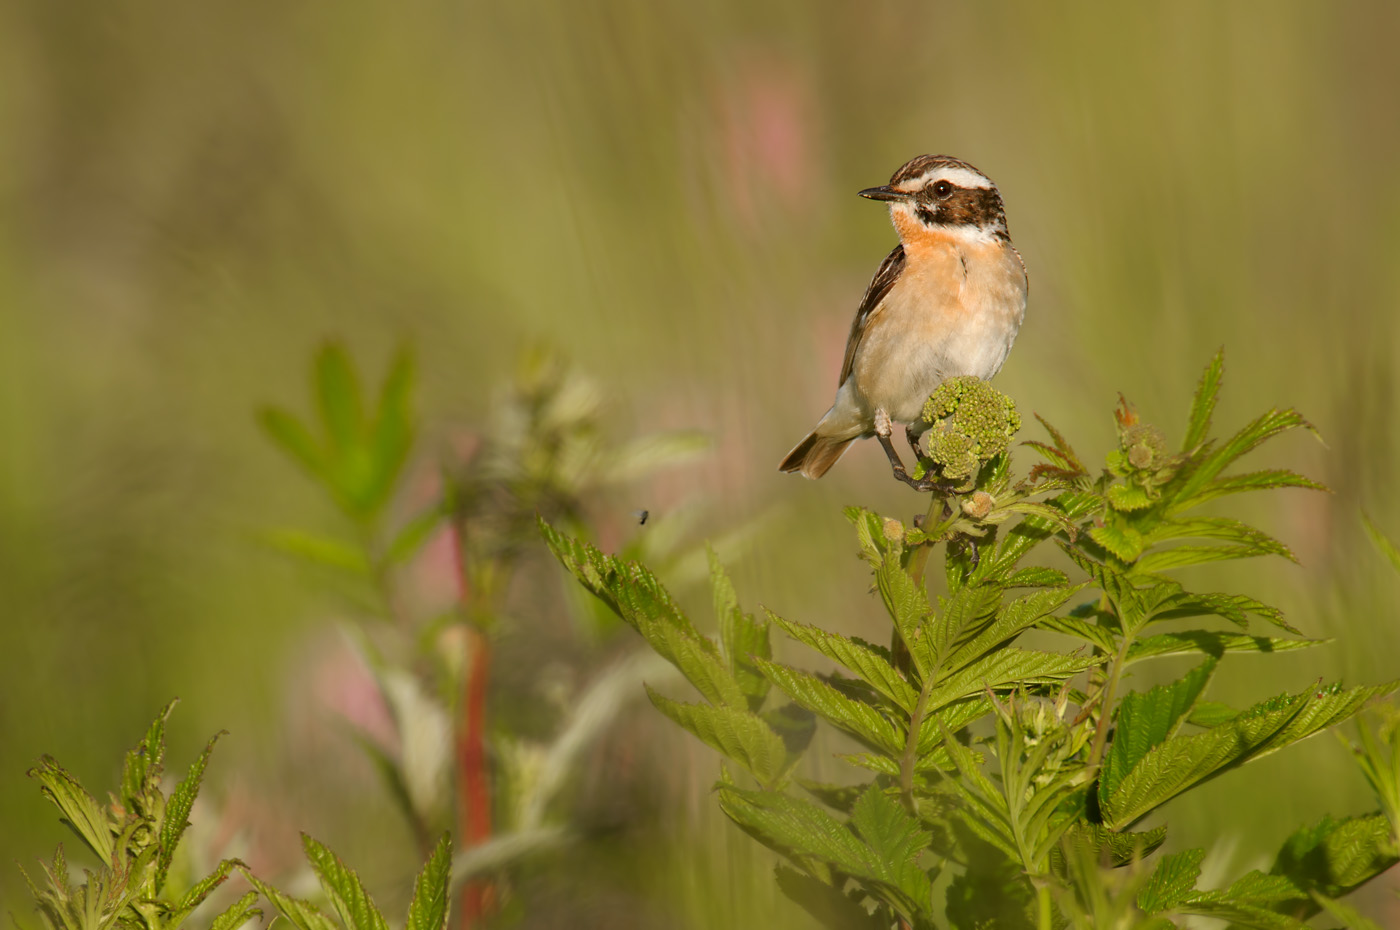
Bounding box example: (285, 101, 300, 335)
(3, 0, 1399, 924)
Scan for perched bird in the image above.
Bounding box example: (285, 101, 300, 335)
(779, 155, 1027, 488)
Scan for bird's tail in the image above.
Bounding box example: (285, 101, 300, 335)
(778, 430, 855, 479)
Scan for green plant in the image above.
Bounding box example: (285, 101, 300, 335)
(256, 342, 732, 926)
(15, 703, 254, 930)
(542, 353, 1400, 929)
(14, 703, 452, 930)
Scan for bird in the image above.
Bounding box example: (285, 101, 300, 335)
(778, 154, 1027, 489)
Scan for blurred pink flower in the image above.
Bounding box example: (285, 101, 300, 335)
(716, 51, 820, 227)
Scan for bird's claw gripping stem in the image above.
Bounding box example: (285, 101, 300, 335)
(875, 409, 941, 493)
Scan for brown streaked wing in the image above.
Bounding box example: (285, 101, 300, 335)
(838, 244, 905, 386)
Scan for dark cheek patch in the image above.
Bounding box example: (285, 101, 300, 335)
(915, 187, 1005, 232)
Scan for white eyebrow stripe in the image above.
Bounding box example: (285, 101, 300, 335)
(893, 166, 993, 192)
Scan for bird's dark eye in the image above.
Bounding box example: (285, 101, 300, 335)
(932, 180, 954, 199)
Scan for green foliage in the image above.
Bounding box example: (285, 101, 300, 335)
(543, 353, 1400, 928)
(17, 703, 257, 930)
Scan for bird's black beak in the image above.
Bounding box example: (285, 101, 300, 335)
(858, 185, 906, 202)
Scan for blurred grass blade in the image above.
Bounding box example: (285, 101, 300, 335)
(258, 407, 327, 480)
(386, 505, 445, 566)
(315, 341, 365, 455)
(261, 528, 371, 576)
(364, 347, 416, 515)
(1362, 514, 1400, 574)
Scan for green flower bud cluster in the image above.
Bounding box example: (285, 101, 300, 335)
(1106, 422, 1183, 499)
(919, 377, 1021, 484)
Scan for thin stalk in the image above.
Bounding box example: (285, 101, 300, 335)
(907, 493, 954, 588)
(451, 518, 497, 930)
(1087, 623, 1133, 769)
(900, 671, 939, 813)
(1036, 882, 1054, 930)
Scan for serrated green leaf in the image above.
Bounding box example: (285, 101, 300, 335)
(930, 584, 1003, 663)
(849, 785, 933, 907)
(239, 868, 340, 930)
(157, 730, 224, 892)
(261, 528, 371, 576)
(1039, 614, 1119, 653)
(648, 687, 790, 785)
(1152, 590, 1295, 632)
(712, 551, 770, 708)
(874, 555, 934, 678)
(1003, 566, 1070, 588)
(1127, 632, 1323, 664)
(258, 407, 327, 480)
(1090, 521, 1145, 563)
(755, 659, 904, 755)
(769, 613, 916, 713)
(1102, 681, 1400, 830)
(914, 698, 992, 759)
(122, 701, 174, 810)
(1143, 517, 1294, 560)
(1062, 822, 1167, 868)
(1178, 469, 1326, 509)
(302, 834, 391, 930)
(208, 890, 262, 930)
(1175, 408, 1315, 504)
(1137, 847, 1206, 913)
(1183, 350, 1224, 452)
(28, 757, 114, 863)
(1136, 543, 1280, 574)
(1106, 483, 1155, 512)
(716, 784, 873, 882)
(539, 523, 745, 707)
(943, 584, 1086, 675)
(1273, 813, 1398, 898)
(925, 648, 1101, 714)
(1174, 870, 1311, 928)
(168, 858, 241, 926)
(1100, 660, 1215, 807)
(406, 834, 451, 930)
(1187, 700, 1239, 727)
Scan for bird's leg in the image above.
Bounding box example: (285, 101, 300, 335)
(905, 422, 925, 459)
(874, 409, 938, 492)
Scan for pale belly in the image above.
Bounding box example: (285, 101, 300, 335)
(850, 243, 1026, 424)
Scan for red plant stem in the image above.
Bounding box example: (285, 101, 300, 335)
(451, 521, 494, 928)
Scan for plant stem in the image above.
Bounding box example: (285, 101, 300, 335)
(451, 519, 496, 929)
(907, 493, 952, 588)
(1036, 882, 1053, 930)
(900, 672, 938, 813)
(1087, 624, 1133, 769)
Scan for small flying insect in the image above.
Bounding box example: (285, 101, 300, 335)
(634, 509, 650, 526)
